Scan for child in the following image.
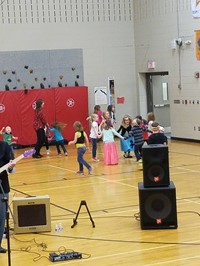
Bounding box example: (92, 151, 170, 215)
(94, 105, 103, 126)
(141, 118, 149, 143)
(147, 112, 165, 134)
(68, 121, 93, 175)
(86, 105, 103, 126)
(107, 104, 116, 126)
(48, 121, 68, 157)
(148, 122, 168, 145)
(136, 115, 148, 143)
(129, 118, 145, 163)
(0, 126, 18, 160)
(147, 112, 155, 132)
(99, 111, 112, 131)
(99, 120, 124, 165)
(117, 115, 134, 158)
(89, 114, 100, 162)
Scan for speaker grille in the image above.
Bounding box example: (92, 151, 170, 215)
(145, 193, 172, 219)
(18, 204, 47, 227)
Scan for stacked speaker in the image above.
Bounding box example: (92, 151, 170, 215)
(138, 144, 178, 229)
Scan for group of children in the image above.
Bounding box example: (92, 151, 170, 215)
(0, 121, 68, 160)
(0, 102, 167, 176)
(117, 113, 167, 163)
(40, 105, 167, 175)
(86, 107, 168, 168)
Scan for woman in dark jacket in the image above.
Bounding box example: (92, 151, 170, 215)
(0, 140, 15, 253)
(33, 99, 48, 158)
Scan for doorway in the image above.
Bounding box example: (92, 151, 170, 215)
(138, 72, 171, 133)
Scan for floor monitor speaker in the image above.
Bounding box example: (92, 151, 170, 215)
(142, 144, 170, 187)
(138, 182, 177, 229)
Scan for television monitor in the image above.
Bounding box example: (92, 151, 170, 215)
(13, 195, 51, 234)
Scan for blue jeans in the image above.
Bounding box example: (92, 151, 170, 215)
(91, 138, 97, 158)
(0, 193, 8, 247)
(56, 140, 67, 154)
(77, 147, 91, 172)
(134, 143, 143, 161)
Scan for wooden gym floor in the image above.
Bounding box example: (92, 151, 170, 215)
(0, 139, 199, 266)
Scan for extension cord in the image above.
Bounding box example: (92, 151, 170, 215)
(49, 252, 82, 262)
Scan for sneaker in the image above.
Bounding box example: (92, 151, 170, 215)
(3, 227, 7, 238)
(92, 158, 99, 162)
(64, 152, 68, 156)
(32, 154, 42, 159)
(127, 155, 133, 158)
(76, 171, 84, 175)
(88, 167, 93, 175)
(123, 154, 128, 158)
(46, 149, 50, 155)
(58, 154, 62, 157)
(137, 159, 143, 163)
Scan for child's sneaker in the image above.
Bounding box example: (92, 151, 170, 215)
(64, 152, 68, 156)
(58, 153, 62, 157)
(88, 167, 94, 175)
(46, 149, 50, 155)
(92, 157, 99, 162)
(76, 171, 84, 175)
(3, 228, 7, 238)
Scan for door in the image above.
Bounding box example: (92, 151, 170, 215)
(146, 72, 170, 132)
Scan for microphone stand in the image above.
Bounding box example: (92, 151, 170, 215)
(0, 181, 13, 266)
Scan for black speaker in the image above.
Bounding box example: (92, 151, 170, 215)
(142, 144, 170, 187)
(138, 181, 177, 229)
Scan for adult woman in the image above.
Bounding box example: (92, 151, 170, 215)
(0, 140, 15, 253)
(32, 99, 48, 158)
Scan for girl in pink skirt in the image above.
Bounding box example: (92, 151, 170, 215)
(99, 120, 124, 165)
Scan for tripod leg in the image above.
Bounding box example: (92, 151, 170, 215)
(85, 203, 95, 228)
(71, 203, 82, 228)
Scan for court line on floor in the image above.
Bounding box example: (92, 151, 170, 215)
(175, 166, 200, 173)
(48, 164, 76, 173)
(96, 175, 138, 189)
(145, 255, 200, 265)
(48, 164, 139, 189)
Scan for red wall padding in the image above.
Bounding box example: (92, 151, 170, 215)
(0, 87, 89, 146)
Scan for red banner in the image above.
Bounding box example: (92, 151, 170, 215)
(0, 87, 88, 145)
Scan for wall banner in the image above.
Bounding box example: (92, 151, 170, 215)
(191, 0, 200, 18)
(195, 30, 200, 60)
(94, 87, 108, 105)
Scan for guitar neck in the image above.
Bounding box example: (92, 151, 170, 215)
(0, 154, 24, 174)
